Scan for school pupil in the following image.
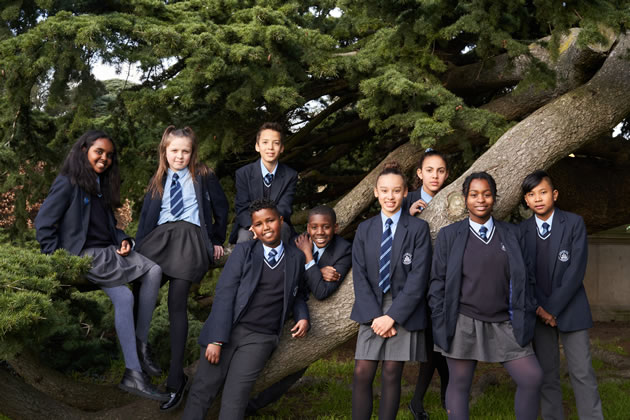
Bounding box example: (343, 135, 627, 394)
(34, 131, 168, 401)
(230, 122, 297, 244)
(405, 148, 449, 217)
(247, 205, 352, 415)
(405, 149, 450, 419)
(182, 199, 310, 420)
(520, 170, 603, 420)
(135, 126, 228, 411)
(351, 162, 432, 420)
(428, 172, 542, 420)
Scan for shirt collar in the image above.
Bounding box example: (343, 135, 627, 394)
(535, 210, 555, 232)
(262, 241, 284, 260)
(313, 242, 328, 256)
(381, 209, 402, 228)
(168, 166, 190, 179)
(260, 159, 278, 178)
(421, 186, 434, 204)
(469, 216, 494, 234)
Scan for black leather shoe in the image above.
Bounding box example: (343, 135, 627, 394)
(136, 338, 162, 377)
(160, 375, 189, 411)
(408, 402, 430, 420)
(119, 368, 170, 401)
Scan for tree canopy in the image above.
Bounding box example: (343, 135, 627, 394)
(2, 1, 630, 418)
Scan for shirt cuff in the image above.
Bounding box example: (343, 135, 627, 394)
(305, 260, 316, 270)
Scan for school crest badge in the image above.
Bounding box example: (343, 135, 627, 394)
(402, 253, 412, 265)
(558, 250, 570, 262)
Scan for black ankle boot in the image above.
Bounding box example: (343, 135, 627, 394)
(136, 338, 162, 377)
(119, 368, 170, 401)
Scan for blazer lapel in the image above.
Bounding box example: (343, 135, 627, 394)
(251, 160, 264, 201)
(269, 163, 284, 201)
(319, 236, 336, 267)
(448, 221, 469, 288)
(80, 188, 91, 236)
(389, 214, 408, 280)
(548, 210, 565, 280)
(525, 217, 537, 268)
(193, 174, 205, 225)
(368, 217, 384, 288)
(249, 242, 265, 296)
(282, 245, 297, 323)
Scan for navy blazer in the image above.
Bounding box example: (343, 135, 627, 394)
(135, 171, 229, 262)
(198, 240, 310, 346)
(229, 160, 297, 243)
(402, 188, 424, 213)
(350, 212, 432, 331)
(519, 208, 593, 332)
(428, 219, 537, 352)
(35, 175, 128, 255)
(306, 234, 352, 300)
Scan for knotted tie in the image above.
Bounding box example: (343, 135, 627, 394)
(264, 173, 274, 187)
(170, 173, 184, 218)
(313, 250, 319, 265)
(267, 249, 278, 266)
(379, 218, 393, 293)
(479, 226, 488, 240)
(541, 222, 550, 238)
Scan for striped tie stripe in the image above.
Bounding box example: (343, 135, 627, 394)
(379, 218, 393, 293)
(170, 173, 184, 218)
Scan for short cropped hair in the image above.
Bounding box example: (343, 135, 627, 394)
(249, 198, 280, 217)
(256, 122, 285, 144)
(308, 205, 337, 225)
(521, 170, 554, 196)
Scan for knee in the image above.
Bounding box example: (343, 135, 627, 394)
(147, 264, 162, 282)
(381, 362, 403, 383)
(353, 364, 375, 384)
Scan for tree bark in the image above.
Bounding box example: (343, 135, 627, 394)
(420, 33, 630, 238)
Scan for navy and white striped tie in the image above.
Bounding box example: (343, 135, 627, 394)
(379, 218, 393, 293)
(541, 222, 550, 238)
(264, 173, 274, 187)
(479, 226, 488, 240)
(268, 249, 278, 266)
(170, 173, 184, 218)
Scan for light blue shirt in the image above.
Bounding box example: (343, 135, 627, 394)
(381, 209, 402, 237)
(263, 241, 284, 262)
(260, 159, 278, 180)
(421, 187, 433, 204)
(305, 243, 328, 270)
(157, 167, 201, 226)
(469, 216, 494, 238)
(535, 211, 555, 235)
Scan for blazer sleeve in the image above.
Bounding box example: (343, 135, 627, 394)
(234, 166, 252, 229)
(305, 239, 352, 300)
(428, 228, 449, 350)
(292, 264, 310, 323)
(276, 167, 297, 221)
(198, 245, 245, 345)
(385, 221, 432, 325)
(205, 173, 229, 245)
(135, 191, 154, 245)
(35, 176, 73, 255)
(544, 216, 588, 318)
(351, 223, 383, 322)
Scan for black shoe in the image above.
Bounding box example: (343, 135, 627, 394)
(136, 338, 162, 377)
(119, 368, 170, 401)
(160, 375, 190, 411)
(408, 402, 430, 420)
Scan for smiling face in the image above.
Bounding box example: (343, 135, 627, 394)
(418, 155, 448, 196)
(466, 178, 495, 224)
(307, 213, 337, 249)
(251, 207, 283, 248)
(165, 135, 193, 171)
(523, 178, 557, 221)
(86, 138, 115, 174)
(255, 129, 284, 170)
(374, 173, 408, 217)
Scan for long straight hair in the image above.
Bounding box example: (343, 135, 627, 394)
(60, 130, 121, 208)
(147, 126, 210, 198)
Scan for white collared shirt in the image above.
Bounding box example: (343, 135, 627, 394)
(263, 241, 284, 261)
(260, 159, 278, 180)
(157, 167, 200, 226)
(469, 216, 494, 237)
(305, 243, 328, 270)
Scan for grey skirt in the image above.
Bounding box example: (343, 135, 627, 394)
(355, 293, 427, 362)
(436, 313, 534, 362)
(136, 221, 209, 283)
(81, 245, 156, 288)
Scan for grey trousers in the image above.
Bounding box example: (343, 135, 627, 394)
(533, 320, 603, 420)
(182, 325, 278, 420)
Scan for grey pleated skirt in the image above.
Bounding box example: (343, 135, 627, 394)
(436, 313, 534, 362)
(136, 221, 209, 283)
(355, 293, 427, 362)
(81, 245, 157, 288)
